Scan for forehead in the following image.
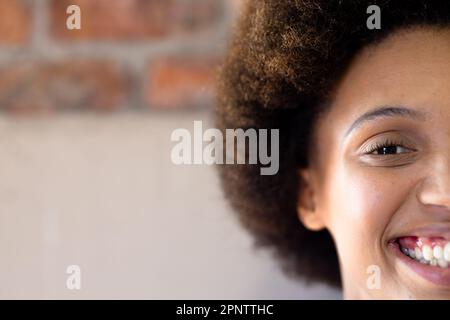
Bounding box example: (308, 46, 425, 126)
(317, 27, 450, 138)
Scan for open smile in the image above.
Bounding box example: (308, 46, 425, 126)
(389, 235, 450, 287)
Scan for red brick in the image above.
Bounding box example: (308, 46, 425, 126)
(50, 0, 223, 41)
(0, 61, 130, 113)
(145, 57, 220, 110)
(0, 0, 31, 45)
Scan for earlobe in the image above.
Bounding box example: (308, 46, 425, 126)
(297, 168, 325, 231)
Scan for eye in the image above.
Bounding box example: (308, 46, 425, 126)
(370, 145, 410, 155)
(364, 139, 415, 155)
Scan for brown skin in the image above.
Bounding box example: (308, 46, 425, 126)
(298, 27, 450, 299)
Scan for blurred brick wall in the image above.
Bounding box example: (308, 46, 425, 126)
(0, 0, 240, 113)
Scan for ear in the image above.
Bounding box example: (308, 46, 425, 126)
(297, 168, 325, 231)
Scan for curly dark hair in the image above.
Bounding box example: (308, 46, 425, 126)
(216, 0, 450, 288)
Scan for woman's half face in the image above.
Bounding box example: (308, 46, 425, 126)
(302, 27, 450, 299)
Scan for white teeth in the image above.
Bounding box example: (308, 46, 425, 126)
(433, 245, 443, 260)
(444, 243, 450, 262)
(415, 247, 423, 259)
(422, 245, 433, 261)
(399, 241, 450, 268)
(438, 259, 448, 268)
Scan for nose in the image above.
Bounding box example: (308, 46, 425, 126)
(417, 155, 450, 210)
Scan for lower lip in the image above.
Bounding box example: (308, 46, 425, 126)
(388, 241, 450, 287)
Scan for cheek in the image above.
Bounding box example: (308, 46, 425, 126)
(324, 164, 393, 238)
(321, 162, 415, 264)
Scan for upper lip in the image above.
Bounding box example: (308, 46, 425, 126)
(389, 224, 450, 243)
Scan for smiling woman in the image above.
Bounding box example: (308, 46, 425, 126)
(217, 0, 450, 299)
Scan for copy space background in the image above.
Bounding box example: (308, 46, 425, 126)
(0, 0, 340, 299)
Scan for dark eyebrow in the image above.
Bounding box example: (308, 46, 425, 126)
(344, 106, 426, 138)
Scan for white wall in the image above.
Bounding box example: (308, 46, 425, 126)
(0, 112, 340, 299)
